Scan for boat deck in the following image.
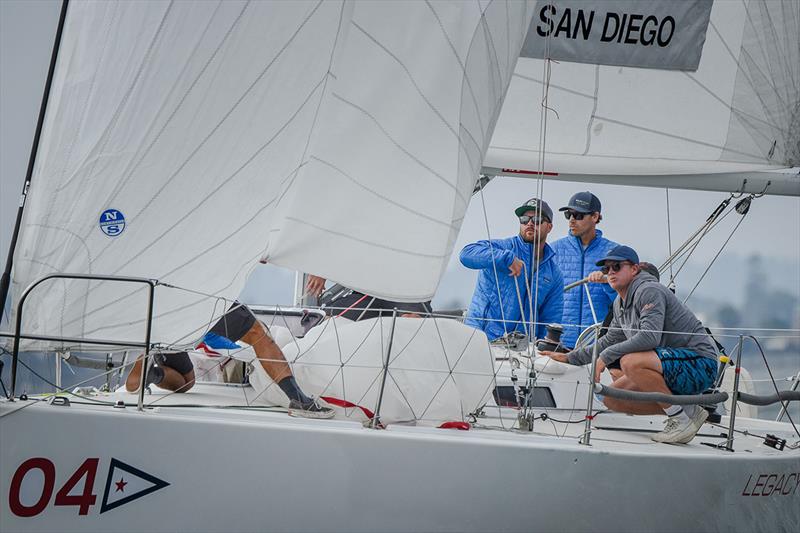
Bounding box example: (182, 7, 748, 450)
(32, 381, 798, 459)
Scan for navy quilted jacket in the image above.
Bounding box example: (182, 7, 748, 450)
(551, 230, 618, 348)
(460, 236, 563, 341)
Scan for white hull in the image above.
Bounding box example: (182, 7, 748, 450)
(2, 396, 798, 533)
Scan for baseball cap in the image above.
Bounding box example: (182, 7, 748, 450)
(559, 191, 601, 214)
(596, 245, 639, 266)
(514, 198, 553, 222)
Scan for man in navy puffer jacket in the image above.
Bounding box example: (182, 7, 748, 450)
(460, 198, 563, 341)
(551, 192, 618, 349)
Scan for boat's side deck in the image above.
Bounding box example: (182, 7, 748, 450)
(24, 381, 797, 459)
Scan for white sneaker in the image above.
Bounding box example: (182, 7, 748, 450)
(651, 408, 709, 444)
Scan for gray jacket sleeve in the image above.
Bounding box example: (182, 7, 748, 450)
(566, 316, 626, 365)
(599, 286, 666, 364)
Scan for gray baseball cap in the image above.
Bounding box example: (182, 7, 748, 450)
(514, 198, 553, 222)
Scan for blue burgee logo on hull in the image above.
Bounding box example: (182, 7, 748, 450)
(100, 458, 170, 514)
(99, 209, 126, 237)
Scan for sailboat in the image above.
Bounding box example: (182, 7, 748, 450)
(2, 1, 799, 531)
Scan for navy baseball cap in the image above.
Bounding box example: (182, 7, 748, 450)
(514, 198, 553, 222)
(596, 245, 639, 266)
(559, 191, 601, 214)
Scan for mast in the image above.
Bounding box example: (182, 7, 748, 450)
(0, 0, 70, 322)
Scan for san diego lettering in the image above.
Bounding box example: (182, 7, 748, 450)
(536, 4, 676, 47)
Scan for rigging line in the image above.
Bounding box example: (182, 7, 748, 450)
(665, 206, 736, 280)
(682, 212, 748, 305)
(667, 204, 736, 277)
(478, 186, 510, 338)
(749, 335, 800, 439)
(0, 0, 70, 323)
(665, 188, 674, 283)
(512, 72, 595, 100)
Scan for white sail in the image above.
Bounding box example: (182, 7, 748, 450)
(485, 0, 800, 196)
(9, 0, 535, 350)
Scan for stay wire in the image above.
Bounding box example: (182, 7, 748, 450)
(682, 211, 748, 304)
(748, 335, 800, 439)
(665, 188, 674, 283)
(478, 186, 510, 339)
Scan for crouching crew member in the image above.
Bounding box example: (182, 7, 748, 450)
(542, 245, 718, 444)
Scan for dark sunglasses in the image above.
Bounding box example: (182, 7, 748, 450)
(519, 215, 548, 225)
(600, 261, 631, 274)
(563, 210, 588, 220)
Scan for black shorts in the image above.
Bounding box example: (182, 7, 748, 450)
(325, 291, 432, 321)
(158, 351, 194, 375)
(208, 302, 256, 342)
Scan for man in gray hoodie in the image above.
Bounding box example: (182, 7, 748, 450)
(542, 245, 718, 444)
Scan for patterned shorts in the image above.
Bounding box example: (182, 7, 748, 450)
(656, 347, 717, 395)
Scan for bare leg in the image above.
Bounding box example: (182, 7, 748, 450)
(124, 356, 195, 393)
(600, 351, 672, 415)
(240, 321, 293, 383)
(608, 368, 624, 381)
(602, 375, 664, 415)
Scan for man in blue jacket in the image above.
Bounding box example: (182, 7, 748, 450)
(551, 192, 618, 349)
(460, 198, 563, 341)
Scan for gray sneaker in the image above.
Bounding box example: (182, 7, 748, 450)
(288, 398, 335, 419)
(651, 407, 709, 444)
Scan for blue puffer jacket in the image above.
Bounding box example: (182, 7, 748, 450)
(551, 229, 618, 348)
(460, 236, 563, 341)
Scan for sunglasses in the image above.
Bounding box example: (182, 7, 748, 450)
(600, 262, 631, 275)
(519, 215, 548, 225)
(563, 210, 588, 220)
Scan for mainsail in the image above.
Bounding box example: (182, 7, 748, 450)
(486, 0, 800, 196)
(8, 0, 535, 350)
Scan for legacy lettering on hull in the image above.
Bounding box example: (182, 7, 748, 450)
(741, 473, 800, 497)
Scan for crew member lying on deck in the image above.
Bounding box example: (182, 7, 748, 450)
(541, 245, 718, 444)
(124, 303, 333, 419)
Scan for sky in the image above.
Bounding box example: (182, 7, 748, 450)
(2, 1, 799, 317)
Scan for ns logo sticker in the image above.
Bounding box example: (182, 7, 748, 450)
(99, 209, 126, 237)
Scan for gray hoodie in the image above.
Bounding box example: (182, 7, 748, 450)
(568, 272, 718, 366)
